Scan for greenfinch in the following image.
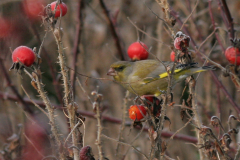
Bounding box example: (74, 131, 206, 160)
(107, 60, 214, 96)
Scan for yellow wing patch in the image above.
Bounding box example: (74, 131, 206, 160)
(143, 69, 182, 84)
(159, 69, 182, 78)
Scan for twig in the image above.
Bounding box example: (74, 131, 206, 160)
(70, 0, 84, 97)
(0, 91, 199, 143)
(234, 145, 240, 160)
(144, 3, 173, 34)
(23, 133, 45, 158)
(101, 134, 149, 159)
(127, 17, 170, 47)
(188, 76, 204, 160)
(164, 155, 176, 160)
(29, 21, 63, 105)
(171, 9, 240, 114)
(23, 69, 64, 159)
(78, 118, 86, 147)
(208, 0, 225, 51)
(99, 0, 126, 60)
(76, 78, 93, 104)
(53, 26, 79, 160)
(15, 102, 36, 124)
(0, 59, 33, 113)
(170, 116, 193, 140)
(122, 123, 146, 159)
(180, 0, 199, 31)
(21, 85, 48, 117)
(94, 94, 104, 160)
(155, 0, 174, 36)
(64, 121, 80, 147)
(116, 91, 129, 157)
(220, 0, 235, 39)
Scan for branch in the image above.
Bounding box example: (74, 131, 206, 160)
(220, 0, 235, 39)
(53, 27, 79, 160)
(170, 10, 240, 114)
(99, 0, 126, 60)
(0, 91, 198, 143)
(0, 59, 33, 114)
(70, 0, 84, 97)
(208, 0, 225, 51)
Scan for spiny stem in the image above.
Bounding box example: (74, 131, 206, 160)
(53, 28, 79, 160)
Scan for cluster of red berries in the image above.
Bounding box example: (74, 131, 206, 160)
(11, 1, 68, 70)
(126, 42, 152, 121)
(128, 96, 162, 121)
(171, 32, 240, 66)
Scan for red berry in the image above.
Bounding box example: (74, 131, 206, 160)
(170, 51, 175, 62)
(12, 46, 36, 67)
(129, 105, 147, 121)
(79, 146, 95, 160)
(50, 1, 68, 18)
(142, 95, 161, 117)
(174, 36, 190, 51)
(225, 46, 240, 65)
(174, 37, 181, 50)
(127, 42, 148, 60)
(142, 95, 161, 106)
(0, 17, 11, 38)
(23, 0, 46, 20)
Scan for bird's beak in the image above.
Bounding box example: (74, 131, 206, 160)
(107, 67, 117, 76)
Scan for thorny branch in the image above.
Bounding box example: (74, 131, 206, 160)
(0, 91, 198, 143)
(23, 68, 65, 160)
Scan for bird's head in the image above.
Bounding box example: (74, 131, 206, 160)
(107, 61, 132, 82)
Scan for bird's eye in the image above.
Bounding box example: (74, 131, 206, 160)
(118, 66, 124, 70)
(114, 66, 125, 71)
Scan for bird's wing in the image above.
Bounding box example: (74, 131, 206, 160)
(142, 62, 202, 84)
(130, 60, 161, 80)
(141, 61, 195, 84)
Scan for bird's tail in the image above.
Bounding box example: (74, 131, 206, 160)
(193, 65, 215, 74)
(202, 65, 216, 70)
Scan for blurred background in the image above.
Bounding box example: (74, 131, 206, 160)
(0, 0, 240, 159)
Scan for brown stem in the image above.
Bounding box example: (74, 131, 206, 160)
(0, 59, 33, 114)
(216, 0, 229, 28)
(170, 10, 240, 114)
(29, 22, 63, 105)
(220, 0, 235, 39)
(53, 29, 79, 160)
(115, 91, 129, 158)
(95, 102, 104, 160)
(210, 71, 240, 113)
(99, 0, 126, 60)
(0, 91, 198, 143)
(188, 77, 204, 160)
(27, 69, 64, 160)
(70, 0, 84, 97)
(208, 0, 225, 51)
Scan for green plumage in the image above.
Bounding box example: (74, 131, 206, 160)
(108, 60, 213, 96)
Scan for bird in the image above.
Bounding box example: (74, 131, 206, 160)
(107, 59, 214, 96)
